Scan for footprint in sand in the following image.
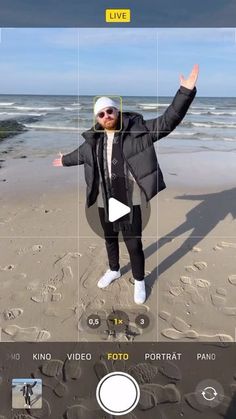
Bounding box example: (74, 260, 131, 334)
(41, 359, 64, 377)
(88, 245, 96, 253)
(31, 292, 49, 303)
(161, 328, 233, 342)
(185, 261, 207, 272)
(221, 307, 236, 316)
(138, 388, 156, 410)
(51, 293, 62, 302)
(127, 363, 158, 385)
(139, 383, 180, 410)
(43, 284, 57, 293)
(158, 362, 182, 381)
(171, 316, 191, 333)
(161, 328, 199, 340)
(0, 216, 12, 225)
(169, 286, 183, 297)
(193, 261, 208, 270)
(159, 311, 171, 321)
(63, 358, 81, 381)
(0, 264, 15, 271)
(93, 359, 110, 380)
(159, 312, 192, 333)
(32, 244, 43, 252)
(228, 274, 236, 285)
(216, 287, 227, 296)
(183, 284, 204, 304)
(53, 252, 81, 267)
(2, 308, 23, 321)
(3, 325, 50, 342)
(17, 244, 43, 255)
(180, 276, 192, 285)
(191, 247, 202, 252)
(53, 381, 68, 398)
(31, 284, 57, 303)
(49, 265, 74, 288)
(213, 245, 223, 251)
(216, 241, 236, 249)
(185, 265, 197, 273)
(194, 278, 210, 288)
(211, 294, 226, 307)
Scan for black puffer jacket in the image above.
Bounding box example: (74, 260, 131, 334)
(62, 86, 196, 207)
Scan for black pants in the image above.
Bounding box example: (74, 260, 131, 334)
(98, 206, 145, 281)
(25, 395, 31, 406)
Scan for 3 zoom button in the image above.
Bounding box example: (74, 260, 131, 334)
(96, 372, 140, 416)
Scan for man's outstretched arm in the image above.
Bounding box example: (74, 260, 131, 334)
(53, 143, 85, 167)
(145, 64, 199, 142)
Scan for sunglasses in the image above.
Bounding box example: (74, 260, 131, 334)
(97, 108, 115, 119)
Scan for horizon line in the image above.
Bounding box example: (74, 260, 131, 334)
(0, 93, 236, 98)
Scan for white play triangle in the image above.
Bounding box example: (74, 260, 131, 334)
(108, 198, 131, 222)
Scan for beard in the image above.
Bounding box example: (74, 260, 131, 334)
(104, 119, 117, 130)
(99, 115, 118, 130)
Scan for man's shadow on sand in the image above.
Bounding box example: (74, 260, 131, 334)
(121, 187, 236, 298)
(225, 393, 236, 418)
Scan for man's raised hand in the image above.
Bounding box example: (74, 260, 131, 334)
(53, 152, 63, 167)
(180, 64, 199, 90)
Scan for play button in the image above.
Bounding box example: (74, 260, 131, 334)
(108, 198, 130, 222)
(85, 178, 151, 239)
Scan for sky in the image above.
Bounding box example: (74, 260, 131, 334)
(12, 378, 41, 384)
(0, 28, 236, 96)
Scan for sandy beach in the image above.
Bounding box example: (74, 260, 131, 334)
(0, 148, 236, 343)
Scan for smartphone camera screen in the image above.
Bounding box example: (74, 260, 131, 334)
(0, 1, 235, 418)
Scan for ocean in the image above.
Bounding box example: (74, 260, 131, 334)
(0, 94, 236, 159)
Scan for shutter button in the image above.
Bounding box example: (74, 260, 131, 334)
(96, 372, 140, 416)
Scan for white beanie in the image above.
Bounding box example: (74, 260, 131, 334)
(94, 97, 119, 116)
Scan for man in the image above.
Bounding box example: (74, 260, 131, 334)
(53, 64, 199, 304)
(20, 381, 37, 409)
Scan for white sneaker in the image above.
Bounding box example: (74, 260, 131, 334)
(97, 269, 121, 289)
(134, 279, 146, 304)
(24, 404, 28, 408)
